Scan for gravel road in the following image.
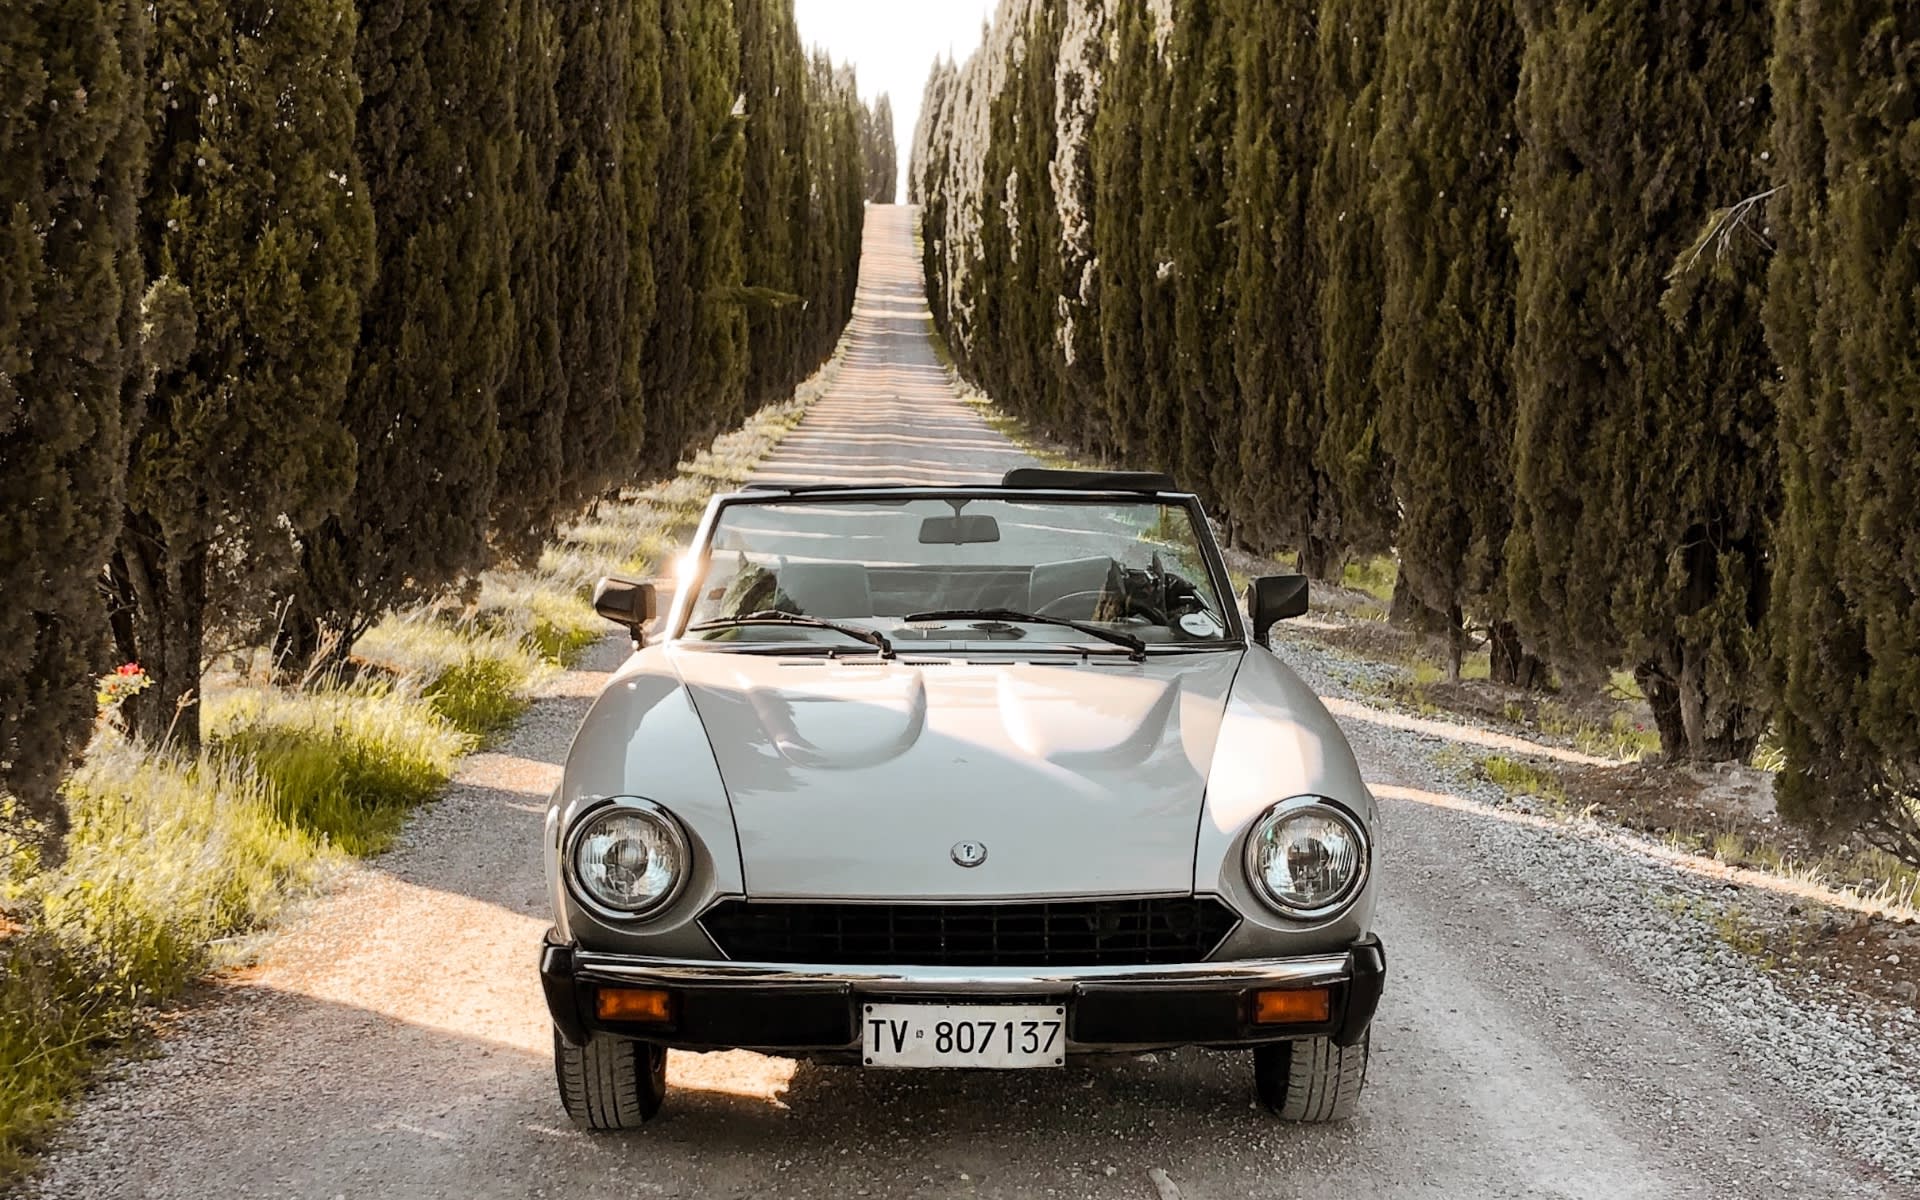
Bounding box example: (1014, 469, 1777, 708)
(20, 207, 1913, 1200)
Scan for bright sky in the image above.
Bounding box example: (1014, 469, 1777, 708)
(794, 0, 1000, 202)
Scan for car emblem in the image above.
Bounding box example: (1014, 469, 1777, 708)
(950, 840, 988, 868)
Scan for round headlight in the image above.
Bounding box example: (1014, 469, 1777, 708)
(1244, 799, 1368, 919)
(566, 800, 689, 919)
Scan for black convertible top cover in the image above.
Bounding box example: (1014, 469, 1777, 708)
(999, 467, 1178, 492)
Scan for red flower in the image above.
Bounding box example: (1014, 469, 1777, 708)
(117, 663, 143, 676)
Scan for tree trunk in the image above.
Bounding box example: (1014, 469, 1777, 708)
(272, 597, 326, 682)
(1387, 561, 1419, 624)
(1636, 663, 1690, 763)
(1677, 643, 1761, 762)
(1488, 620, 1546, 689)
(111, 518, 207, 752)
(1300, 533, 1342, 583)
(1445, 605, 1466, 682)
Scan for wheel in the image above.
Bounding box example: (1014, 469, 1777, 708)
(1253, 1032, 1368, 1122)
(553, 1026, 668, 1129)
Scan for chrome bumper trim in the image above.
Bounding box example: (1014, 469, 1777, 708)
(569, 950, 1354, 994)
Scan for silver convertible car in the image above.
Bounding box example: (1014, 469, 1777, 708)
(539, 469, 1384, 1127)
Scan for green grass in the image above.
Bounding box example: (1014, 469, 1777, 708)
(473, 572, 602, 666)
(1478, 754, 1569, 806)
(1341, 554, 1398, 604)
(206, 685, 472, 856)
(2, 742, 335, 1175)
(424, 657, 528, 737)
(1531, 699, 1661, 762)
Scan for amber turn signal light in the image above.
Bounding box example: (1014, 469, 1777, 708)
(1252, 986, 1332, 1025)
(595, 986, 673, 1024)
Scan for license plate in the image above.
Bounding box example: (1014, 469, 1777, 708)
(861, 1002, 1067, 1069)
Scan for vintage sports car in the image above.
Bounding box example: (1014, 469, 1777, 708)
(540, 469, 1384, 1126)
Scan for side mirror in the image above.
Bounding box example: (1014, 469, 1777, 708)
(593, 575, 657, 646)
(1244, 574, 1308, 648)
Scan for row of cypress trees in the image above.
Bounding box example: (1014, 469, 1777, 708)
(2, 0, 887, 841)
(860, 94, 898, 203)
(911, 0, 1918, 856)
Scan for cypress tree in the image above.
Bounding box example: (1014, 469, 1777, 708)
(490, 0, 565, 556)
(908, 64, 943, 208)
(618, 2, 663, 475)
(1766, 0, 1920, 849)
(640, 0, 697, 470)
(861, 93, 896, 204)
(1372, 0, 1526, 679)
(116, 0, 374, 743)
(679, 0, 747, 439)
(981, 0, 1064, 433)
(644, 0, 740, 466)
(1311, 0, 1393, 559)
(1228, 0, 1335, 571)
(1164, 0, 1238, 503)
(550, 0, 658, 505)
(1507, 0, 1774, 760)
(735, 0, 809, 411)
(295, 0, 513, 661)
(1130, 14, 1177, 472)
(1052, 0, 1109, 441)
(0, 0, 147, 841)
(1091, 4, 1150, 463)
(809, 60, 865, 354)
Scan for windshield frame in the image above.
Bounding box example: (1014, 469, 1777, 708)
(662, 485, 1250, 654)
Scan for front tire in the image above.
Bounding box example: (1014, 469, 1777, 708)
(554, 1027, 667, 1129)
(1253, 1032, 1368, 1122)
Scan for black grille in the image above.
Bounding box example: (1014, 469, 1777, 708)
(701, 897, 1238, 967)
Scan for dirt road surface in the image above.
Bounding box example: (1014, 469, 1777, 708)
(21, 208, 1904, 1200)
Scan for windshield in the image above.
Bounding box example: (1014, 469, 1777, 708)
(681, 496, 1236, 653)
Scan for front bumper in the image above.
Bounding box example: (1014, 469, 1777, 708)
(541, 933, 1385, 1055)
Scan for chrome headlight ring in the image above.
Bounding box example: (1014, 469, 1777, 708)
(1242, 796, 1371, 921)
(562, 797, 691, 922)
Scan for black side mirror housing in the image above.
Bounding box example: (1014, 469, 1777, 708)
(1245, 574, 1309, 648)
(593, 575, 658, 646)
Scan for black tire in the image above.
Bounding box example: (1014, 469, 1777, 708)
(553, 1026, 668, 1130)
(1253, 1032, 1368, 1122)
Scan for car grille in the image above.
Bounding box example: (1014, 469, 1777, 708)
(700, 897, 1238, 967)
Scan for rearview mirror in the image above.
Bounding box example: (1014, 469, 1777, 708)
(918, 515, 1001, 545)
(593, 575, 657, 646)
(1245, 574, 1309, 648)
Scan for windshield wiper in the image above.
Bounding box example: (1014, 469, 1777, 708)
(687, 610, 894, 658)
(902, 607, 1147, 661)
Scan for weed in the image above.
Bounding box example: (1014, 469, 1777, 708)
(206, 685, 471, 856)
(1478, 754, 1568, 806)
(1712, 904, 1778, 965)
(1606, 670, 1645, 703)
(1532, 700, 1659, 763)
(1341, 554, 1397, 604)
(1, 743, 333, 1173)
(425, 658, 528, 737)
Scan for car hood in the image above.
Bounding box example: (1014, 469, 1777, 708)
(670, 649, 1242, 899)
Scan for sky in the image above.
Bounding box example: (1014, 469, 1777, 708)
(793, 0, 1000, 202)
